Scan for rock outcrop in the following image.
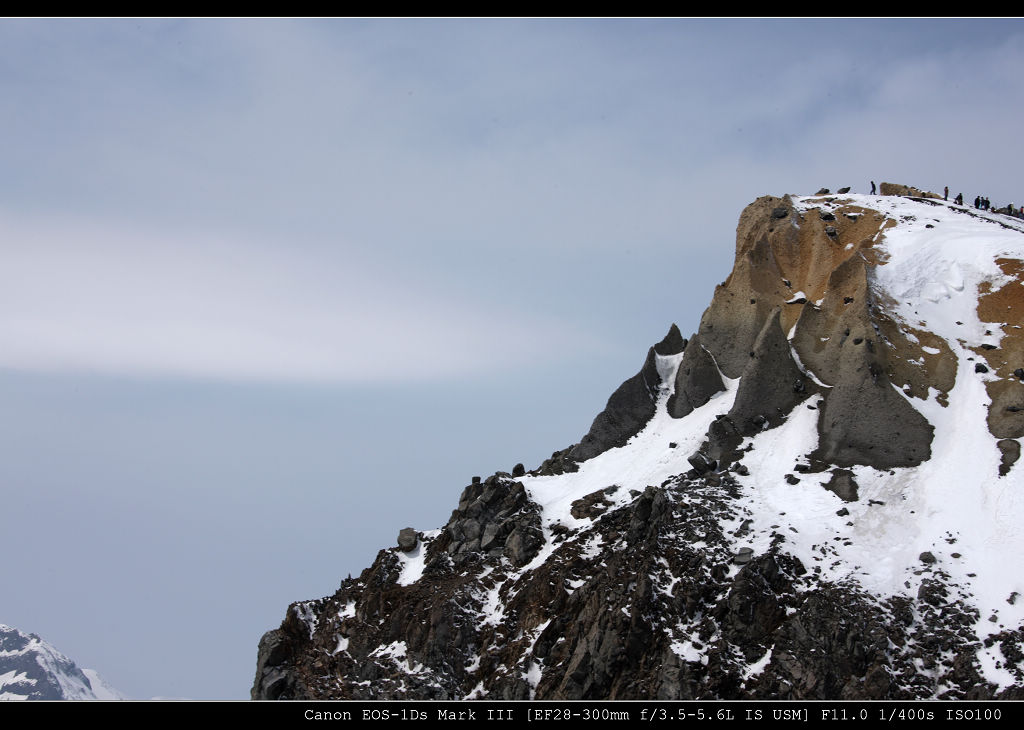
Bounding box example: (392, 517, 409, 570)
(569, 324, 686, 462)
(254, 187, 1024, 701)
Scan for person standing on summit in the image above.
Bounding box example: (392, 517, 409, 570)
(870, 181, 876, 195)
(944, 186, 949, 201)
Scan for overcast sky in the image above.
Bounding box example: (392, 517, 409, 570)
(2, 18, 1023, 700)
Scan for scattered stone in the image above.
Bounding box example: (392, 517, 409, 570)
(824, 226, 837, 237)
(669, 442, 677, 449)
(815, 188, 830, 195)
(785, 474, 800, 485)
(836, 507, 850, 517)
(771, 207, 789, 219)
(919, 552, 937, 564)
(819, 211, 836, 221)
(1009, 592, 1020, 605)
(982, 344, 997, 350)
(837, 186, 851, 194)
(512, 463, 526, 477)
(976, 363, 990, 374)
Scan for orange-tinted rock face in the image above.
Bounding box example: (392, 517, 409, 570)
(977, 258, 1024, 438)
(689, 193, 937, 469)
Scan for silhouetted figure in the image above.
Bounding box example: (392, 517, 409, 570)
(944, 186, 949, 201)
(870, 180, 876, 195)
(955, 193, 964, 205)
(975, 196, 981, 209)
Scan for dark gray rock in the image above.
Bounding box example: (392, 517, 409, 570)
(535, 446, 580, 476)
(512, 463, 526, 477)
(823, 469, 859, 502)
(687, 451, 716, 475)
(815, 188, 830, 195)
(733, 547, 754, 565)
(813, 340, 933, 470)
(503, 525, 544, 566)
(252, 625, 300, 700)
(654, 323, 687, 355)
(669, 333, 726, 419)
(976, 363, 989, 374)
(919, 552, 937, 564)
(397, 527, 419, 552)
(727, 309, 811, 435)
(837, 186, 851, 194)
(998, 439, 1020, 477)
(771, 207, 789, 219)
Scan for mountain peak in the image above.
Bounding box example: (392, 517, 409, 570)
(253, 188, 1024, 700)
(0, 624, 122, 700)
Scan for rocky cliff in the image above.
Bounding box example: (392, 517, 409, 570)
(253, 188, 1024, 700)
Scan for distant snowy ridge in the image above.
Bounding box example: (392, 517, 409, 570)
(253, 187, 1024, 700)
(0, 624, 122, 700)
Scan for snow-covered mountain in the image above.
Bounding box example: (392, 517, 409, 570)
(253, 186, 1024, 700)
(0, 624, 122, 700)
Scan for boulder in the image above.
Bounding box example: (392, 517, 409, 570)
(397, 528, 419, 552)
(823, 469, 859, 502)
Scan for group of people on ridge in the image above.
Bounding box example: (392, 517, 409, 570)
(860, 182, 1019, 219)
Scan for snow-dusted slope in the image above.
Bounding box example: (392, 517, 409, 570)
(253, 189, 1024, 701)
(0, 624, 123, 700)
